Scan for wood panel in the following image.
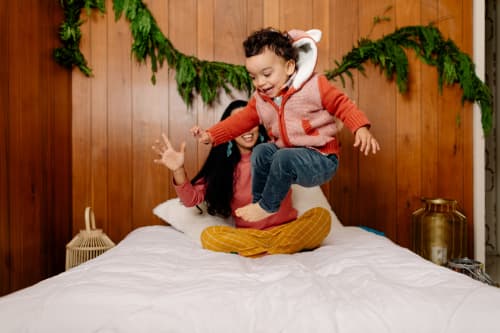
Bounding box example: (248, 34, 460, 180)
(0, 0, 11, 296)
(281, 1, 313, 30)
(357, 0, 398, 239)
(437, 0, 473, 255)
(196, 0, 216, 172)
(42, 0, 73, 277)
(89, 10, 110, 234)
(167, 0, 198, 202)
(71, 6, 93, 238)
(107, 8, 134, 243)
(327, 0, 360, 225)
(131, 0, 171, 229)
(312, 0, 330, 73)
(71, 0, 475, 256)
(420, 0, 440, 212)
(1, 0, 72, 296)
(9, 0, 45, 291)
(395, 0, 422, 249)
(211, 0, 250, 124)
(437, 1, 465, 202)
(263, 0, 280, 28)
(246, 0, 264, 34)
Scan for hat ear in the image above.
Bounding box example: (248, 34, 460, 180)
(305, 29, 322, 43)
(287, 29, 322, 43)
(287, 28, 322, 89)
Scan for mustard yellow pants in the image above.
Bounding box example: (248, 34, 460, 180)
(200, 207, 331, 257)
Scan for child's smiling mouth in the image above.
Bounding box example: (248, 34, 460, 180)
(260, 86, 274, 96)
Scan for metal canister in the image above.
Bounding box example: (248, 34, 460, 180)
(412, 198, 467, 265)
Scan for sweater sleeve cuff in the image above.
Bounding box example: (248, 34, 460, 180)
(206, 125, 226, 146)
(172, 178, 189, 189)
(344, 112, 371, 133)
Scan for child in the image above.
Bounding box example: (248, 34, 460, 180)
(192, 27, 380, 222)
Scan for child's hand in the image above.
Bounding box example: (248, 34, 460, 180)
(353, 127, 380, 155)
(152, 133, 186, 171)
(190, 125, 213, 145)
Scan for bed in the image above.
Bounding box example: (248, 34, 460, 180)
(1, 186, 500, 333)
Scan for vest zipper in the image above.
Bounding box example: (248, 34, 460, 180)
(278, 95, 291, 147)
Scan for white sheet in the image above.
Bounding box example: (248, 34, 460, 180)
(1, 225, 500, 333)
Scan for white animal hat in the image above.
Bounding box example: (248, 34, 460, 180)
(287, 29, 322, 88)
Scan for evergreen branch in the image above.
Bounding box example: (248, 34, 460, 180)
(325, 25, 493, 135)
(111, 0, 252, 105)
(367, 5, 393, 38)
(54, 0, 105, 76)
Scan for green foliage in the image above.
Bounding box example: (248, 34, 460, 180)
(54, 0, 252, 105)
(326, 25, 493, 135)
(54, 0, 105, 76)
(53, 1, 493, 135)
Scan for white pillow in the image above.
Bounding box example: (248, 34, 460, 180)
(153, 199, 233, 242)
(153, 185, 342, 245)
(290, 184, 342, 228)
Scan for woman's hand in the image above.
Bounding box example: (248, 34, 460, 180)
(353, 127, 380, 156)
(152, 133, 186, 171)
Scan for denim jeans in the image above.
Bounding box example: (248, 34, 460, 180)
(251, 143, 339, 212)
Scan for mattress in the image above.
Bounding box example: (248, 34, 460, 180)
(1, 224, 500, 333)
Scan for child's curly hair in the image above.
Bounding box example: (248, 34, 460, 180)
(243, 27, 298, 62)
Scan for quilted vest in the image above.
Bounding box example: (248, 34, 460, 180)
(254, 74, 342, 150)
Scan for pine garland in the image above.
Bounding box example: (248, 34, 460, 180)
(53, 0, 493, 135)
(326, 25, 493, 135)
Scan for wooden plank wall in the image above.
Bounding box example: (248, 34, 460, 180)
(0, 0, 9, 296)
(0, 1, 72, 296)
(72, 0, 474, 253)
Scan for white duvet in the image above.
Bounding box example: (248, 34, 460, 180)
(1, 224, 500, 333)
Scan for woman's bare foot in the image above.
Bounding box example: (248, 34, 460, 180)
(235, 203, 274, 222)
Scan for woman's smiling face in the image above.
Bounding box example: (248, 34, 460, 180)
(231, 107, 260, 153)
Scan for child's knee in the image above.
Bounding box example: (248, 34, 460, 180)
(251, 143, 276, 164)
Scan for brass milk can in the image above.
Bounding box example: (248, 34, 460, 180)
(412, 198, 467, 265)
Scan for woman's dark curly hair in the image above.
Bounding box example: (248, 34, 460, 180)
(191, 100, 269, 218)
(243, 27, 298, 62)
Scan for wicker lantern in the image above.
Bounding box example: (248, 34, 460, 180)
(65, 207, 115, 270)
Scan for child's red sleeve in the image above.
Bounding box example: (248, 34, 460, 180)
(318, 75, 371, 132)
(207, 98, 261, 146)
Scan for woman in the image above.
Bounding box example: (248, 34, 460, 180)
(153, 100, 330, 257)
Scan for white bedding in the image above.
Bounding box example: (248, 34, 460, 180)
(1, 224, 500, 333)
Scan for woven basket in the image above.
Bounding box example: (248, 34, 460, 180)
(65, 207, 116, 270)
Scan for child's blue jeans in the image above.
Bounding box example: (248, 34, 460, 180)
(251, 143, 339, 213)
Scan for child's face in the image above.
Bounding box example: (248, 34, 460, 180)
(245, 47, 295, 98)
